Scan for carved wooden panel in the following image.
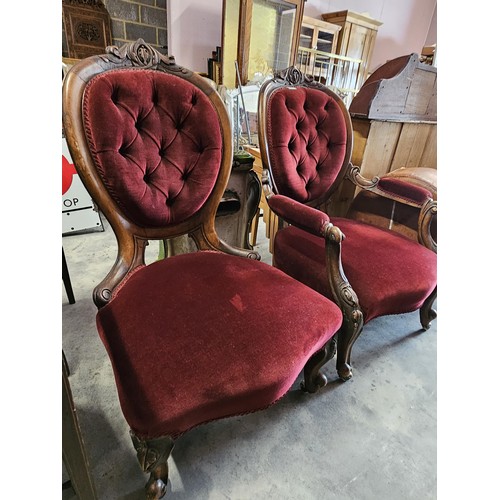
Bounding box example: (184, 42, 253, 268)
(62, 0, 113, 59)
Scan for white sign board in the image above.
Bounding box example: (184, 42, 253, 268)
(62, 138, 103, 234)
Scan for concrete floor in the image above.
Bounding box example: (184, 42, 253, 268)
(62, 215, 437, 500)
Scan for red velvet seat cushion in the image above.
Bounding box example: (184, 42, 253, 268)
(273, 218, 437, 323)
(96, 251, 342, 439)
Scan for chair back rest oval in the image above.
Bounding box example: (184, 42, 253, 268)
(82, 68, 222, 227)
(258, 70, 352, 207)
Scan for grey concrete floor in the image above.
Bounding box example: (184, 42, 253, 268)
(62, 215, 437, 500)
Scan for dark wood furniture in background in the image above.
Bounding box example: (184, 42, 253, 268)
(165, 151, 261, 256)
(244, 145, 279, 253)
(62, 0, 112, 59)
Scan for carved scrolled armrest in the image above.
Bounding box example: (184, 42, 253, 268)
(418, 199, 437, 253)
(346, 163, 380, 189)
(347, 163, 437, 252)
(347, 163, 434, 208)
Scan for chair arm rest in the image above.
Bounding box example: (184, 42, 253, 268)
(267, 194, 331, 238)
(347, 163, 433, 208)
(376, 177, 433, 207)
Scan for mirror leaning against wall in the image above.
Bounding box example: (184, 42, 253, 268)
(221, 0, 305, 151)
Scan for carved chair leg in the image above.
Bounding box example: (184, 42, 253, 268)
(323, 227, 364, 382)
(420, 286, 437, 330)
(301, 337, 337, 393)
(130, 432, 175, 500)
(336, 320, 364, 382)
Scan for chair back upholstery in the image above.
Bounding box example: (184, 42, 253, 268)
(83, 68, 223, 227)
(62, 39, 234, 306)
(258, 67, 353, 207)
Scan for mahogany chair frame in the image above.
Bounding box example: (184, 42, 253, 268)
(63, 42, 340, 498)
(63, 41, 260, 309)
(257, 67, 437, 381)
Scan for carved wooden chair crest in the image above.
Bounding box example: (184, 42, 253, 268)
(257, 66, 437, 381)
(62, 41, 343, 498)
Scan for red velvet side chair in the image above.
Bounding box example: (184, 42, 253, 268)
(257, 67, 437, 382)
(62, 41, 343, 499)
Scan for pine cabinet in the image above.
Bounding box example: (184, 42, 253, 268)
(297, 16, 341, 84)
(321, 10, 382, 103)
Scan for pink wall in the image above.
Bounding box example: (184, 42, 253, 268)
(304, 0, 437, 71)
(167, 0, 224, 73)
(167, 0, 437, 73)
(425, 3, 437, 46)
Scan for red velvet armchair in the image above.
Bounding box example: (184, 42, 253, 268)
(257, 67, 437, 382)
(62, 41, 343, 499)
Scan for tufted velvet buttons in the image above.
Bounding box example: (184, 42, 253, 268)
(266, 86, 348, 203)
(110, 88, 119, 104)
(83, 69, 222, 227)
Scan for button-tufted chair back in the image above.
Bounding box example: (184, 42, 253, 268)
(83, 68, 222, 227)
(259, 70, 353, 207)
(63, 40, 236, 307)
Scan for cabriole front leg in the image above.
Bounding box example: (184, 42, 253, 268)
(420, 286, 437, 330)
(130, 432, 175, 499)
(336, 314, 364, 381)
(301, 337, 337, 393)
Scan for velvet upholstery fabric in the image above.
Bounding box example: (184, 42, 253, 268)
(267, 195, 330, 237)
(273, 218, 437, 323)
(96, 251, 342, 439)
(82, 69, 222, 226)
(377, 177, 432, 205)
(266, 87, 347, 203)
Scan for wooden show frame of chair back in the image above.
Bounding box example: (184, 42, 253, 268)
(257, 66, 354, 212)
(62, 39, 253, 309)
